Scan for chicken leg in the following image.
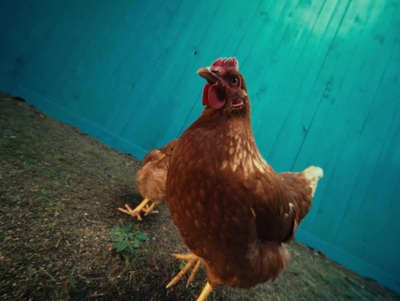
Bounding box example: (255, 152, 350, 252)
(118, 198, 157, 221)
(166, 253, 202, 288)
(197, 282, 213, 301)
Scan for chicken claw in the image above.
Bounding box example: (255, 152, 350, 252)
(166, 253, 202, 288)
(118, 198, 158, 221)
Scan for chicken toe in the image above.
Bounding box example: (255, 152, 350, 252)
(166, 253, 202, 288)
(142, 202, 156, 216)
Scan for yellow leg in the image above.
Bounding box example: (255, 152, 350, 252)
(118, 198, 154, 221)
(166, 253, 202, 288)
(197, 282, 213, 301)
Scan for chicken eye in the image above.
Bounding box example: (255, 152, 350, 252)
(230, 76, 239, 86)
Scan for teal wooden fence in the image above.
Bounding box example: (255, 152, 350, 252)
(1, 0, 399, 293)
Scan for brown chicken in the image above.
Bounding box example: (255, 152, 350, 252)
(165, 58, 323, 300)
(119, 139, 177, 220)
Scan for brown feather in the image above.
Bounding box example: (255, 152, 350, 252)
(136, 139, 177, 205)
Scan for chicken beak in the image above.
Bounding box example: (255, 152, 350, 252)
(197, 67, 219, 83)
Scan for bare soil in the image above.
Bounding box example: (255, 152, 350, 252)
(1, 92, 399, 301)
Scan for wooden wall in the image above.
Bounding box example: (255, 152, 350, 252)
(1, 0, 399, 293)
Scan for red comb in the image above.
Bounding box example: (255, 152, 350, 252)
(210, 57, 238, 72)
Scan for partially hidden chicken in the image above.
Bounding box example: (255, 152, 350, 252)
(165, 58, 323, 300)
(119, 139, 177, 220)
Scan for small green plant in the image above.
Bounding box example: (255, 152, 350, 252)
(110, 225, 149, 255)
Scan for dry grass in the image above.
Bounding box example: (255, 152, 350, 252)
(0, 92, 399, 301)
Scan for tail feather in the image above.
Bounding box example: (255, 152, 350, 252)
(244, 242, 290, 288)
(303, 166, 323, 197)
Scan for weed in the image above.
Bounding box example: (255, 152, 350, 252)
(110, 225, 149, 258)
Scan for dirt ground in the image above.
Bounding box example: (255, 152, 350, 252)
(0, 92, 399, 301)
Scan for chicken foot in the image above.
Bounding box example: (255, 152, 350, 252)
(118, 198, 157, 221)
(166, 253, 202, 289)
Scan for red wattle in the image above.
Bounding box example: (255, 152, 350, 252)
(202, 83, 210, 106)
(208, 84, 226, 109)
